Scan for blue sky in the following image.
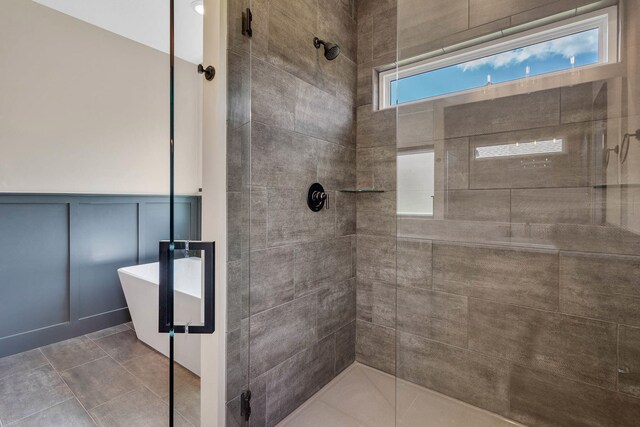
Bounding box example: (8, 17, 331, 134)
(392, 29, 600, 104)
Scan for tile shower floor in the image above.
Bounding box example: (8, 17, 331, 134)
(277, 363, 523, 427)
(0, 323, 200, 427)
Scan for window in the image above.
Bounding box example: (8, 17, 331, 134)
(380, 6, 618, 109)
(475, 138, 564, 160)
(397, 149, 434, 216)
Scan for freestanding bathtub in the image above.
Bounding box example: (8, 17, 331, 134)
(118, 258, 202, 375)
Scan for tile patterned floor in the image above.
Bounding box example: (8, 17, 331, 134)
(277, 363, 525, 427)
(0, 323, 200, 427)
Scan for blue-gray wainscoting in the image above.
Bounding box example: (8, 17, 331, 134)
(0, 194, 201, 358)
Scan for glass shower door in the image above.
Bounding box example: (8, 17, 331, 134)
(161, 1, 213, 426)
(395, 1, 640, 426)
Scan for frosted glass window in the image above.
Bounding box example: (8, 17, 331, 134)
(475, 138, 564, 159)
(398, 151, 434, 216)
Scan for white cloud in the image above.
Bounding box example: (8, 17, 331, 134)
(457, 30, 598, 71)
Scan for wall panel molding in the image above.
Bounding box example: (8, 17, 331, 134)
(0, 193, 201, 357)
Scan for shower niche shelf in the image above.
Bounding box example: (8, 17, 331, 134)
(338, 189, 385, 193)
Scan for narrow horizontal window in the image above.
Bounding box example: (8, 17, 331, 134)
(379, 6, 618, 109)
(474, 138, 564, 160)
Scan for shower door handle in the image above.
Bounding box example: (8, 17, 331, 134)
(158, 240, 215, 334)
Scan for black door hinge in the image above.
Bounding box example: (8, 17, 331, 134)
(242, 8, 253, 38)
(241, 390, 251, 422)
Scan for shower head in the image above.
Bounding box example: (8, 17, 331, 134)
(314, 37, 341, 61)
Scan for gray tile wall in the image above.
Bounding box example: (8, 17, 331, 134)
(357, 0, 640, 426)
(354, 0, 399, 379)
(226, 0, 357, 425)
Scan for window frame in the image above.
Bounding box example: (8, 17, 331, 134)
(379, 6, 618, 109)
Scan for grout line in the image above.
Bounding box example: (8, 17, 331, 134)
(39, 350, 98, 426)
(4, 397, 78, 427)
(57, 355, 110, 374)
(398, 328, 619, 394)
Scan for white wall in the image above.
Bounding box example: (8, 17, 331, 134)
(0, 0, 202, 195)
(200, 0, 227, 425)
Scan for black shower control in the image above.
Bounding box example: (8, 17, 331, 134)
(307, 183, 328, 212)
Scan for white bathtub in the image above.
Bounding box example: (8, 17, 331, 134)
(118, 258, 202, 376)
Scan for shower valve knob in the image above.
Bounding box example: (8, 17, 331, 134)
(307, 183, 329, 212)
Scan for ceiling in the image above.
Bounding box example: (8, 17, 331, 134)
(33, 0, 203, 64)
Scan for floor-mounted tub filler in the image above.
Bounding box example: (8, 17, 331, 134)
(118, 257, 203, 375)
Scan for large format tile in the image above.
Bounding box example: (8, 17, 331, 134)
(511, 187, 594, 224)
(444, 89, 560, 138)
(225, 324, 249, 401)
(0, 365, 73, 425)
(468, 0, 556, 28)
(318, 365, 395, 427)
(277, 400, 365, 427)
(399, 382, 523, 427)
(266, 188, 336, 247)
(0, 349, 48, 381)
(226, 259, 249, 332)
(266, 1, 333, 95)
(10, 398, 94, 427)
(356, 235, 396, 283)
(398, 217, 511, 243)
(317, 142, 356, 190)
(319, 0, 357, 62)
(619, 325, 640, 398)
(93, 330, 154, 363)
(433, 242, 559, 310)
(266, 335, 335, 426)
(317, 279, 356, 339)
(397, 332, 511, 416)
(294, 81, 354, 148)
(89, 389, 191, 427)
(294, 237, 353, 297)
(355, 320, 395, 375)
(41, 336, 106, 372)
(335, 321, 356, 374)
(250, 122, 318, 188)
(173, 362, 201, 427)
(396, 238, 432, 288)
(356, 106, 396, 148)
(61, 356, 141, 410)
(356, 278, 396, 328)
(250, 246, 295, 314)
(398, 0, 468, 60)
(336, 191, 357, 236)
(509, 365, 640, 427)
(443, 189, 510, 222)
(226, 123, 250, 193)
(434, 138, 469, 191)
(511, 223, 640, 256)
(251, 57, 297, 131)
(249, 295, 317, 379)
(559, 252, 640, 326)
(356, 192, 396, 236)
(397, 286, 468, 348)
(469, 299, 618, 390)
(371, 4, 398, 64)
(122, 350, 169, 396)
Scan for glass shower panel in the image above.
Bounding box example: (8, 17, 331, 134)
(169, 0, 206, 425)
(225, 0, 252, 425)
(396, 0, 640, 426)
